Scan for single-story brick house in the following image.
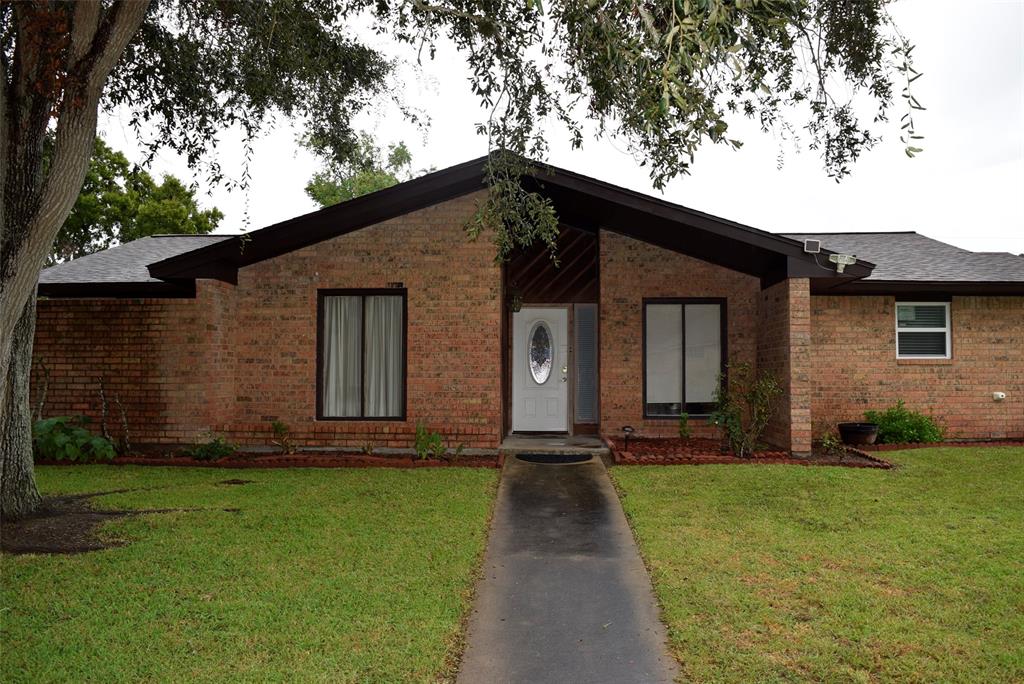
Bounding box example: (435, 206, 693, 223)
(32, 157, 1024, 455)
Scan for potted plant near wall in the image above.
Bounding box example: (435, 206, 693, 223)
(837, 421, 880, 445)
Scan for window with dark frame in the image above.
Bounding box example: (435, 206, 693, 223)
(317, 289, 406, 420)
(643, 299, 726, 417)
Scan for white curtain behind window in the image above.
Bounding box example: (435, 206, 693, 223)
(684, 304, 721, 404)
(645, 304, 683, 409)
(364, 295, 403, 417)
(322, 296, 362, 417)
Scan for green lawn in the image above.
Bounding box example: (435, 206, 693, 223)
(1, 466, 498, 683)
(612, 448, 1024, 683)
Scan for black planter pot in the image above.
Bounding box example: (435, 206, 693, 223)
(838, 422, 879, 445)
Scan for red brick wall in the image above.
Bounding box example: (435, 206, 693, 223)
(757, 278, 812, 454)
(598, 229, 761, 439)
(32, 192, 504, 450)
(811, 295, 1024, 440)
(227, 191, 502, 449)
(31, 279, 236, 444)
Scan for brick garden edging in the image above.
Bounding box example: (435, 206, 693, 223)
(38, 452, 502, 469)
(604, 435, 893, 469)
(857, 440, 1024, 452)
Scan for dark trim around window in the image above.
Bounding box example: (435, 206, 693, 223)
(315, 288, 408, 421)
(641, 297, 728, 419)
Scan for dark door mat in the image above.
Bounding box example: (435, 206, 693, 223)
(515, 453, 593, 465)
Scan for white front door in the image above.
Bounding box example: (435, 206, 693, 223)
(512, 307, 569, 432)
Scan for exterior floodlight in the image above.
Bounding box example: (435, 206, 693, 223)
(828, 253, 857, 274)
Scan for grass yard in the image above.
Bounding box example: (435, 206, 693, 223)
(612, 448, 1024, 683)
(1, 466, 498, 683)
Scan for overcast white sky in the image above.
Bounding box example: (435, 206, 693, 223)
(100, 0, 1024, 254)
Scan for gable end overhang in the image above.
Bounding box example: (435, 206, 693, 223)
(148, 156, 490, 282)
(147, 155, 874, 286)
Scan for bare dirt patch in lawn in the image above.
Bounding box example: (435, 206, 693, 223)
(1, 490, 237, 555)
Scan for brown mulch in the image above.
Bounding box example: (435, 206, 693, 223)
(606, 436, 892, 469)
(36, 451, 501, 469)
(1, 489, 239, 556)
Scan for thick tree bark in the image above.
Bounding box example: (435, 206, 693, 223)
(0, 293, 41, 521)
(0, 1, 151, 519)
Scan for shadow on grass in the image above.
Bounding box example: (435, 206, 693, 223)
(1, 488, 239, 555)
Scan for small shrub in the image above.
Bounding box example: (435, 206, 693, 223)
(678, 412, 691, 439)
(865, 401, 944, 444)
(710, 363, 783, 458)
(270, 420, 295, 454)
(361, 441, 375, 456)
(184, 436, 236, 461)
(414, 422, 445, 460)
(818, 430, 845, 457)
(33, 416, 116, 462)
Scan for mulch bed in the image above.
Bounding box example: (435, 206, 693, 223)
(1, 489, 239, 556)
(606, 436, 892, 469)
(37, 451, 501, 469)
(857, 439, 1024, 452)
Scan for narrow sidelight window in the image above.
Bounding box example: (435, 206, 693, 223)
(319, 290, 406, 419)
(896, 302, 950, 359)
(643, 299, 725, 417)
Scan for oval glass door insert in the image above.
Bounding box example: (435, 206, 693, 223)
(528, 321, 553, 384)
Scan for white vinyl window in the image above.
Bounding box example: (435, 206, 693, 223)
(896, 302, 950, 359)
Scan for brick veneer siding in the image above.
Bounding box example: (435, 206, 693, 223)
(31, 192, 504, 450)
(757, 278, 812, 454)
(227, 191, 502, 449)
(811, 295, 1024, 440)
(31, 279, 237, 444)
(598, 229, 761, 439)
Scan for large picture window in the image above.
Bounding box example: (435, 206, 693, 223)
(643, 299, 725, 417)
(317, 289, 406, 419)
(896, 302, 950, 359)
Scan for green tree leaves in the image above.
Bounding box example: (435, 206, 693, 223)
(49, 138, 223, 264)
(303, 135, 418, 208)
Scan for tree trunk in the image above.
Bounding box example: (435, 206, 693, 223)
(0, 293, 41, 520)
(0, 1, 151, 518)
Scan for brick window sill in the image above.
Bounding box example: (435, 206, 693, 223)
(897, 358, 954, 366)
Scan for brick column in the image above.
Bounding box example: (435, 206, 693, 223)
(757, 277, 812, 455)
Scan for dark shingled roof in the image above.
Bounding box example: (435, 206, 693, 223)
(39, 235, 233, 285)
(781, 232, 1024, 283)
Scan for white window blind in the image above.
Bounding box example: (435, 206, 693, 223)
(896, 302, 950, 358)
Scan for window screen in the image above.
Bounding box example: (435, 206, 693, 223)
(896, 303, 950, 358)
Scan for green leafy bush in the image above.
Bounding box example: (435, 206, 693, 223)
(710, 363, 783, 458)
(818, 430, 845, 457)
(864, 401, 944, 444)
(414, 422, 445, 460)
(183, 436, 237, 461)
(678, 412, 691, 439)
(33, 416, 116, 462)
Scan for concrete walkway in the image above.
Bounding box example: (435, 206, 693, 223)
(458, 455, 679, 684)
